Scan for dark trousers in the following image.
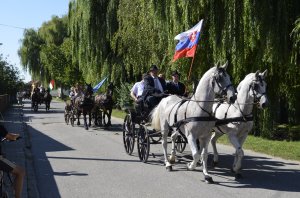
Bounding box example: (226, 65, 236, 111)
(145, 95, 162, 110)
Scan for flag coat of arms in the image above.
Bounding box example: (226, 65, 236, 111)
(173, 19, 204, 62)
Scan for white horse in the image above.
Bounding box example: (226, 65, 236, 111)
(151, 61, 236, 183)
(211, 70, 268, 179)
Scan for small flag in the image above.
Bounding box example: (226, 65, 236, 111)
(93, 77, 107, 92)
(173, 19, 204, 62)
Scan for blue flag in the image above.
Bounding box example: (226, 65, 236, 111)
(93, 77, 107, 92)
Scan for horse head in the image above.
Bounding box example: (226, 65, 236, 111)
(212, 61, 236, 103)
(251, 70, 268, 109)
(106, 82, 114, 96)
(85, 83, 94, 97)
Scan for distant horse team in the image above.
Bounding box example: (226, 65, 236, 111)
(29, 87, 52, 112)
(64, 83, 114, 130)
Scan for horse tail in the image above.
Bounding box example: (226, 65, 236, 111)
(151, 103, 161, 131)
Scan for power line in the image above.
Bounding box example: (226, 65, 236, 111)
(0, 23, 26, 30)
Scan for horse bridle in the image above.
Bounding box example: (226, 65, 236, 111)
(212, 68, 234, 97)
(249, 77, 266, 104)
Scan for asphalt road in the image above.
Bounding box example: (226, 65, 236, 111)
(22, 100, 300, 198)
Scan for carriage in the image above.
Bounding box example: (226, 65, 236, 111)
(122, 100, 188, 163)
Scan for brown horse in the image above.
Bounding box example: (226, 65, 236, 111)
(74, 83, 94, 130)
(93, 83, 114, 127)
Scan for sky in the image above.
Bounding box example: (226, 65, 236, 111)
(0, 0, 70, 83)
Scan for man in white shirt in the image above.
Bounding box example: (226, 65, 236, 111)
(130, 73, 147, 102)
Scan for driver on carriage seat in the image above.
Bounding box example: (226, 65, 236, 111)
(141, 65, 167, 112)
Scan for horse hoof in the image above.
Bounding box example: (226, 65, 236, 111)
(186, 163, 195, 171)
(235, 173, 243, 180)
(204, 176, 214, 184)
(166, 166, 172, 171)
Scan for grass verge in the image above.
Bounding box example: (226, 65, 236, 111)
(217, 135, 300, 162)
(112, 108, 127, 119)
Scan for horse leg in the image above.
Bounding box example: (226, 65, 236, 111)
(228, 133, 243, 179)
(169, 130, 179, 164)
(83, 112, 88, 130)
(93, 110, 98, 126)
(77, 111, 81, 125)
(210, 130, 224, 167)
(88, 111, 92, 127)
(107, 108, 112, 126)
(200, 137, 214, 183)
(187, 134, 201, 171)
(161, 129, 172, 171)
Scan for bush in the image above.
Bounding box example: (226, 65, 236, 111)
(115, 82, 133, 110)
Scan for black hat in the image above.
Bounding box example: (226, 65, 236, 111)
(172, 70, 180, 76)
(149, 65, 159, 72)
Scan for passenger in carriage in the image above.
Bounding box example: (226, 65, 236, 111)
(130, 73, 147, 112)
(130, 73, 147, 102)
(166, 70, 187, 97)
(141, 65, 167, 111)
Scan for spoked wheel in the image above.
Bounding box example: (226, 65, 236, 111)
(175, 134, 187, 153)
(137, 125, 150, 163)
(123, 114, 135, 155)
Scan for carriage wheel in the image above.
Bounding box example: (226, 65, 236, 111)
(175, 135, 187, 153)
(64, 111, 69, 125)
(137, 125, 150, 163)
(123, 114, 135, 155)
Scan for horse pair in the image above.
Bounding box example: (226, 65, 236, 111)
(72, 83, 114, 130)
(31, 88, 52, 111)
(151, 61, 268, 183)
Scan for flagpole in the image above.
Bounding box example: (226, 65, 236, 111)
(188, 55, 196, 81)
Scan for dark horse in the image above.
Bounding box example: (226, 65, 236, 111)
(31, 88, 40, 112)
(44, 90, 52, 111)
(93, 82, 114, 127)
(74, 83, 94, 130)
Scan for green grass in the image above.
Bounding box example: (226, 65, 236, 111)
(217, 135, 300, 162)
(112, 109, 127, 119)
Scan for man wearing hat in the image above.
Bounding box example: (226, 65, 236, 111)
(142, 65, 167, 110)
(166, 70, 186, 96)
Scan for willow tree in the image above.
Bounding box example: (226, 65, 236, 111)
(69, 0, 119, 85)
(18, 29, 44, 80)
(66, 0, 300, 139)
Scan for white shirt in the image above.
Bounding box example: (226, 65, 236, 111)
(131, 81, 144, 97)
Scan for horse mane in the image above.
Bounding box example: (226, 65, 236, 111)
(237, 73, 256, 92)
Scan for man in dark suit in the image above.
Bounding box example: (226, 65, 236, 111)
(166, 70, 186, 96)
(142, 65, 167, 110)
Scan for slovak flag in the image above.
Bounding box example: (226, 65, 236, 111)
(172, 19, 204, 62)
